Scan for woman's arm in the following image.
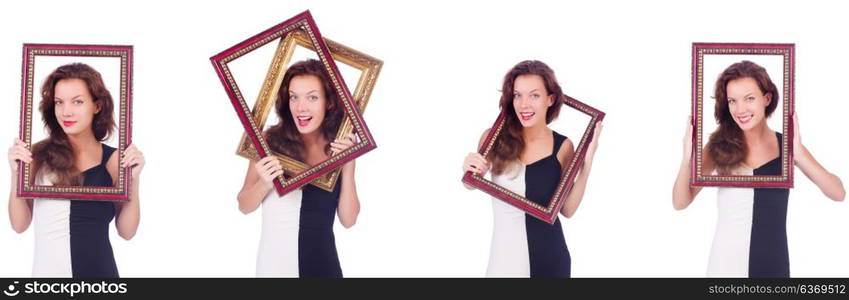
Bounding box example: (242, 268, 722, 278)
(463, 129, 492, 190)
(793, 114, 845, 201)
(672, 117, 706, 210)
(560, 122, 601, 218)
(336, 160, 359, 228)
(238, 156, 282, 214)
(332, 133, 360, 228)
(112, 144, 143, 240)
(8, 138, 34, 233)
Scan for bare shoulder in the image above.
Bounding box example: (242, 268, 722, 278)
(106, 148, 120, 182)
(477, 128, 492, 149)
(556, 138, 575, 164)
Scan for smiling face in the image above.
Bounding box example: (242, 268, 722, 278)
(53, 78, 100, 137)
(725, 77, 771, 132)
(288, 74, 327, 135)
(512, 74, 554, 128)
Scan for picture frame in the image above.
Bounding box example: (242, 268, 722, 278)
(17, 43, 133, 202)
(211, 10, 377, 196)
(234, 29, 382, 192)
(690, 43, 794, 188)
(462, 94, 605, 224)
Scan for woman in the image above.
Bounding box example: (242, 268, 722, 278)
(237, 59, 360, 278)
(7, 63, 144, 277)
(673, 60, 845, 277)
(463, 60, 602, 278)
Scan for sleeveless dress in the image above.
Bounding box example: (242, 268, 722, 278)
(708, 132, 790, 277)
(256, 177, 343, 277)
(32, 143, 119, 277)
(486, 131, 571, 278)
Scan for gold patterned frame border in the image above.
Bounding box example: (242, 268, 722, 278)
(691, 43, 794, 188)
(211, 11, 378, 196)
(17, 44, 133, 201)
(462, 95, 605, 224)
(235, 30, 382, 192)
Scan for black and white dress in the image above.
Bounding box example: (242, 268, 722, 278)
(487, 131, 571, 278)
(32, 143, 120, 277)
(256, 178, 343, 277)
(708, 132, 790, 277)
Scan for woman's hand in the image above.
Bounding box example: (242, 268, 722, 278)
(7, 138, 32, 174)
(114, 144, 144, 240)
(8, 138, 34, 233)
(559, 121, 602, 218)
(463, 153, 490, 175)
(673, 116, 702, 210)
(331, 133, 358, 154)
(585, 121, 603, 161)
(254, 156, 283, 189)
(332, 133, 359, 171)
(789, 113, 845, 201)
(792, 113, 802, 164)
(122, 144, 145, 179)
(682, 116, 693, 163)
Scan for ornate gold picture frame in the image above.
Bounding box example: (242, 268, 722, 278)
(462, 95, 604, 224)
(211, 10, 379, 196)
(235, 30, 382, 192)
(17, 44, 133, 201)
(691, 43, 794, 188)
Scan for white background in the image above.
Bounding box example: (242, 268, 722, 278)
(1, 0, 846, 277)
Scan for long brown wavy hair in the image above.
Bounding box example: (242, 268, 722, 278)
(32, 63, 115, 185)
(707, 60, 779, 174)
(488, 60, 564, 175)
(265, 59, 343, 161)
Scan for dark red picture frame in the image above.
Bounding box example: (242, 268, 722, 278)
(690, 43, 794, 188)
(17, 43, 133, 201)
(462, 95, 604, 224)
(210, 10, 376, 196)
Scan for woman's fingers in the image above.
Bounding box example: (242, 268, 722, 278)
(257, 156, 282, 177)
(123, 156, 135, 168)
(331, 134, 357, 154)
(257, 156, 279, 170)
(10, 141, 32, 156)
(593, 121, 603, 142)
(330, 142, 347, 150)
(124, 155, 141, 168)
(471, 155, 488, 167)
(682, 116, 694, 159)
(464, 153, 489, 175)
(14, 138, 28, 148)
(464, 162, 482, 174)
(122, 145, 145, 169)
(15, 154, 33, 164)
(8, 140, 33, 170)
(468, 153, 487, 164)
(264, 166, 276, 178)
(122, 144, 138, 159)
(261, 161, 279, 174)
(793, 112, 800, 142)
(9, 152, 33, 164)
(263, 165, 284, 183)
